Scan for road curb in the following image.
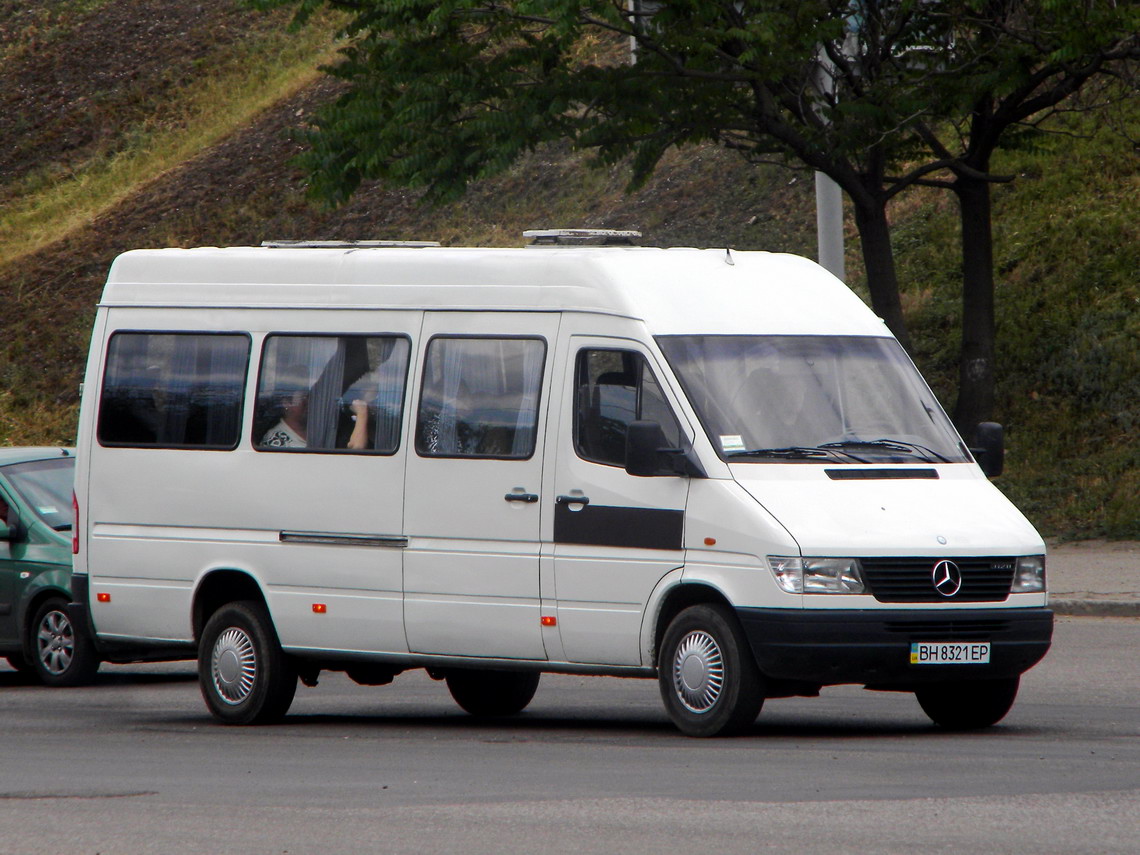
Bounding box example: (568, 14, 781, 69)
(1050, 599, 1140, 618)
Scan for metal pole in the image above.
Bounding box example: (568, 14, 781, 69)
(815, 171, 846, 281)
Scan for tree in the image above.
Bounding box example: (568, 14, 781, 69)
(905, 1, 1140, 428)
(249, 0, 965, 352)
(253, 0, 1139, 429)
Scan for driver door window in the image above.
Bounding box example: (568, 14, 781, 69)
(574, 349, 681, 467)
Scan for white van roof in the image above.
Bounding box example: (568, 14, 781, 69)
(101, 245, 889, 337)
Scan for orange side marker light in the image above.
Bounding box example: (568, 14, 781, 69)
(704, 537, 717, 546)
(96, 593, 111, 603)
(312, 603, 327, 614)
(541, 616, 557, 627)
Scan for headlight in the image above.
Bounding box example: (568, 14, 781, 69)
(1011, 555, 1046, 593)
(767, 557, 866, 594)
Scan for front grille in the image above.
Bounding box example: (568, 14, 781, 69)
(860, 557, 1015, 603)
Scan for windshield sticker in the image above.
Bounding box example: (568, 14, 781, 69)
(38, 506, 59, 515)
(720, 435, 746, 453)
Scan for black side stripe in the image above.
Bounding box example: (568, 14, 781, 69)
(554, 503, 683, 550)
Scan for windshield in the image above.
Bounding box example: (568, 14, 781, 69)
(2, 456, 75, 530)
(657, 335, 969, 464)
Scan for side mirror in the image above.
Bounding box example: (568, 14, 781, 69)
(1, 512, 27, 544)
(625, 420, 705, 478)
(970, 422, 1005, 478)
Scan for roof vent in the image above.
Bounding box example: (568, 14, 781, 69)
(261, 240, 441, 249)
(523, 229, 642, 246)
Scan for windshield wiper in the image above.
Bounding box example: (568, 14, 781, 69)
(726, 446, 869, 462)
(819, 438, 951, 463)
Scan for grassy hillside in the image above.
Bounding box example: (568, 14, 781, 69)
(1, 1, 1136, 538)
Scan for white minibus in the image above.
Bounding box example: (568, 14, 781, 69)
(70, 234, 1053, 736)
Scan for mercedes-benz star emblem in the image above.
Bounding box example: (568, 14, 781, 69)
(932, 560, 963, 597)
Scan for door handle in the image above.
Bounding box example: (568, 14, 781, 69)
(504, 492, 539, 503)
(556, 495, 590, 507)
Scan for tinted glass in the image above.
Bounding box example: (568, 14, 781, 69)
(416, 337, 545, 459)
(255, 335, 411, 454)
(98, 333, 249, 449)
(574, 349, 681, 467)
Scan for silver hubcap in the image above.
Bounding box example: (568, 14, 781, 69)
(672, 629, 724, 713)
(37, 610, 74, 675)
(211, 627, 257, 705)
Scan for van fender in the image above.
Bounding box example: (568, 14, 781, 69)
(16, 569, 73, 658)
(640, 555, 790, 668)
(639, 568, 689, 666)
(190, 564, 272, 641)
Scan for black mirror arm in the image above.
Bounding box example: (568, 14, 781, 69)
(663, 445, 706, 478)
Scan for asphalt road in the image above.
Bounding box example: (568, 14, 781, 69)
(1, 616, 1137, 855)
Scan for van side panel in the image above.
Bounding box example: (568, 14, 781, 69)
(84, 307, 418, 655)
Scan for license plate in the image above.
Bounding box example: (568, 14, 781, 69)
(910, 642, 991, 665)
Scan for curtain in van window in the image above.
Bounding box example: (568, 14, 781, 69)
(370, 338, 406, 451)
(416, 337, 545, 458)
(434, 340, 465, 453)
(511, 341, 544, 457)
(97, 332, 248, 449)
(305, 339, 346, 449)
(256, 334, 410, 454)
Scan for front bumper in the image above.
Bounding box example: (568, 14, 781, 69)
(736, 607, 1053, 688)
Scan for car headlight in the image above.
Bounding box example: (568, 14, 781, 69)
(1011, 555, 1046, 593)
(767, 557, 866, 594)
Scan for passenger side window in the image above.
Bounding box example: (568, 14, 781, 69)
(415, 337, 546, 459)
(574, 349, 681, 467)
(255, 335, 411, 454)
(97, 332, 249, 449)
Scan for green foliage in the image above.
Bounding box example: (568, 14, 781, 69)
(897, 104, 1140, 538)
(247, 0, 970, 207)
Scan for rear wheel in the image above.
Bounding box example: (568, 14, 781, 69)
(658, 603, 764, 737)
(445, 669, 540, 717)
(30, 597, 100, 687)
(915, 676, 1020, 730)
(199, 601, 297, 725)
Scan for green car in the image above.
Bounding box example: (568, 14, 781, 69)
(0, 447, 99, 686)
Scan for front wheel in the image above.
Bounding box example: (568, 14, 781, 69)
(658, 604, 764, 737)
(30, 597, 100, 687)
(915, 676, 1020, 730)
(445, 669, 540, 717)
(199, 601, 297, 725)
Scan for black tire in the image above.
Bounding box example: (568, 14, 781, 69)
(445, 669, 540, 717)
(658, 603, 764, 737)
(916, 676, 1020, 730)
(198, 600, 297, 725)
(30, 597, 100, 687)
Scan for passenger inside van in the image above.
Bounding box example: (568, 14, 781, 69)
(260, 389, 370, 450)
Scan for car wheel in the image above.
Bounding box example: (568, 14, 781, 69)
(915, 676, 1020, 730)
(445, 669, 540, 717)
(199, 601, 297, 725)
(30, 597, 100, 687)
(658, 603, 764, 737)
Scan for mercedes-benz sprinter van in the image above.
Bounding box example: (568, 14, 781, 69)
(70, 235, 1052, 736)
